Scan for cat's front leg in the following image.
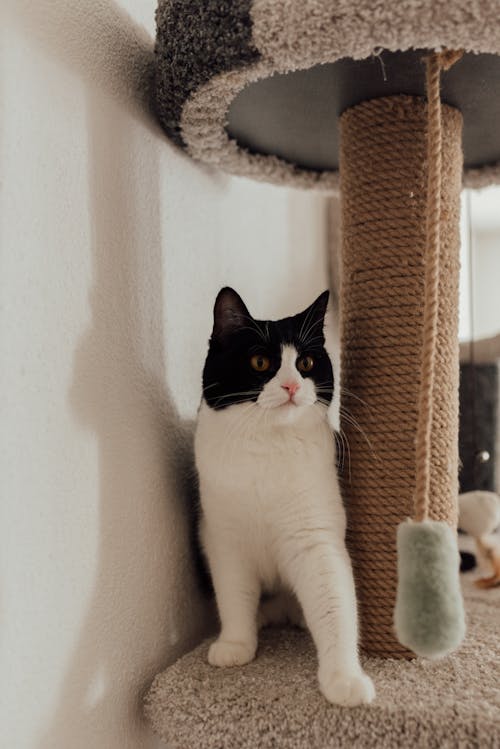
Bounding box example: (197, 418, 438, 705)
(284, 541, 375, 707)
(203, 527, 260, 667)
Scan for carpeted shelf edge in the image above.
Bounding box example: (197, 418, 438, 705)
(156, 0, 500, 191)
(144, 576, 500, 749)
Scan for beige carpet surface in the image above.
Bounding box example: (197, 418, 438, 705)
(145, 575, 500, 748)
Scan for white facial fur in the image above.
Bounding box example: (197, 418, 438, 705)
(257, 344, 317, 407)
(256, 345, 318, 423)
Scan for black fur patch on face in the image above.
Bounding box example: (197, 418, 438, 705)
(202, 288, 334, 410)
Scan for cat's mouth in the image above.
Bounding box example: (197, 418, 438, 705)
(278, 399, 298, 408)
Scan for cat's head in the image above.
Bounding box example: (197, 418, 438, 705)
(202, 287, 333, 424)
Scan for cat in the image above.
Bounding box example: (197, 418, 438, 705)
(194, 287, 375, 707)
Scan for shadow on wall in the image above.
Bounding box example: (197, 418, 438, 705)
(4, 0, 156, 120)
(45, 97, 209, 749)
(2, 1, 213, 748)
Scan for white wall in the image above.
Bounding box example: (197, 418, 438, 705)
(459, 187, 500, 343)
(462, 187, 500, 493)
(0, 3, 330, 748)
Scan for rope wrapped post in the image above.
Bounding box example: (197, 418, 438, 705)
(339, 55, 464, 657)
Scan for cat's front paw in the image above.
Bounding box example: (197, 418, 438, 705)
(208, 638, 256, 667)
(319, 668, 375, 707)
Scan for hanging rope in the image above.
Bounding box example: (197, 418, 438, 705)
(414, 49, 463, 522)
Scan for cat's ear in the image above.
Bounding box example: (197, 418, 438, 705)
(212, 287, 251, 341)
(299, 290, 330, 337)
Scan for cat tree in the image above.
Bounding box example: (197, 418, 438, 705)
(145, 2, 500, 745)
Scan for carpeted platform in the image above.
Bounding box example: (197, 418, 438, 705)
(155, 0, 500, 191)
(145, 575, 500, 748)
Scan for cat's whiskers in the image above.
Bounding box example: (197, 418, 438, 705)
(336, 425, 352, 483)
(314, 388, 334, 407)
(339, 406, 366, 433)
(311, 401, 342, 466)
(300, 334, 325, 349)
(339, 406, 379, 460)
(211, 389, 261, 408)
(298, 317, 324, 345)
(202, 381, 220, 393)
(333, 430, 345, 473)
(315, 397, 335, 422)
(238, 314, 270, 343)
(340, 387, 374, 415)
(297, 301, 316, 343)
(237, 325, 269, 339)
(315, 402, 349, 478)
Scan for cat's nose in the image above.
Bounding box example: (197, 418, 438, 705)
(282, 381, 300, 397)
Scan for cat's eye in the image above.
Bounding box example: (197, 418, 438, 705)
(250, 354, 270, 372)
(297, 355, 314, 373)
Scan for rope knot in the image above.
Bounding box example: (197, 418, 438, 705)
(436, 49, 464, 71)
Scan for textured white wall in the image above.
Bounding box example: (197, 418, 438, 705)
(459, 187, 500, 343)
(0, 3, 330, 748)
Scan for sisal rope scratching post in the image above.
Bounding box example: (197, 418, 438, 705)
(340, 53, 465, 658)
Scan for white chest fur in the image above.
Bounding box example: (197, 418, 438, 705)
(194, 400, 374, 706)
(195, 402, 345, 587)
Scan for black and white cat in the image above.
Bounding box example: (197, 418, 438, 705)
(195, 287, 375, 707)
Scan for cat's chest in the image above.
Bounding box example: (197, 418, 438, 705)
(222, 439, 306, 493)
(195, 403, 335, 496)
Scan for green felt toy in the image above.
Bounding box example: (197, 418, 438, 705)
(394, 520, 466, 658)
